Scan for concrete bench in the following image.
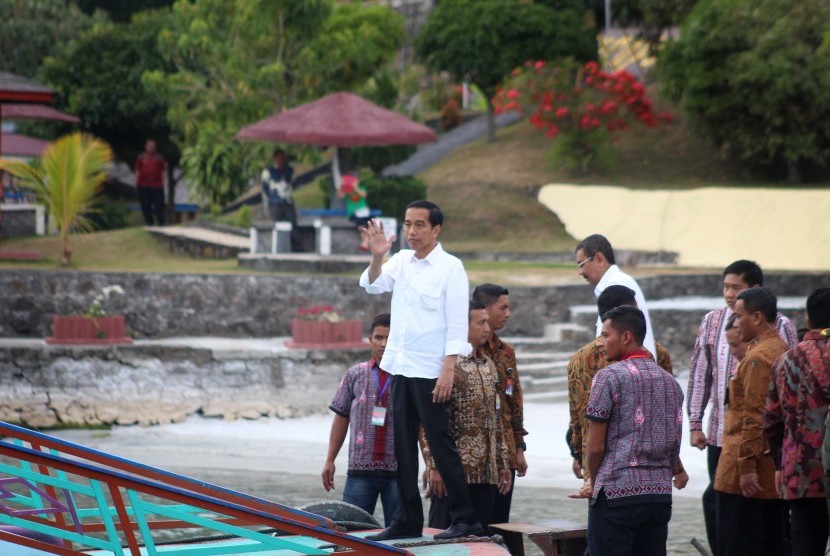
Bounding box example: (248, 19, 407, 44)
(490, 519, 587, 556)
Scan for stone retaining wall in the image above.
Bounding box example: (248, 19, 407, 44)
(2, 270, 827, 340)
(0, 342, 369, 428)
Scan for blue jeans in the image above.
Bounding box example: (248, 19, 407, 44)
(343, 475, 400, 527)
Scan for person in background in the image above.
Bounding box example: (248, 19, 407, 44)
(322, 313, 398, 526)
(584, 306, 684, 556)
(359, 200, 482, 541)
(135, 139, 167, 226)
(471, 283, 528, 527)
(574, 234, 657, 358)
(724, 313, 748, 362)
(764, 288, 830, 556)
(423, 301, 511, 535)
(686, 259, 797, 556)
(714, 287, 789, 555)
(337, 173, 371, 251)
(260, 148, 300, 251)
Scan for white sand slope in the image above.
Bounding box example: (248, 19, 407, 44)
(539, 184, 830, 270)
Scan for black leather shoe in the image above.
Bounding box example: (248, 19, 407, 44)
(365, 527, 422, 541)
(433, 521, 484, 540)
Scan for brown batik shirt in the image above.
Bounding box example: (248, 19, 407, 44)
(422, 351, 509, 485)
(480, 333, 528, 468)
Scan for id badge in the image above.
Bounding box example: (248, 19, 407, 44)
(371, 406, 387, 426)
(495, 396, 501, 412)
(505, 379, 514, 397)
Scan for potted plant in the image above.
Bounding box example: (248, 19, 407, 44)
(46, 286, 132, 345)
(286, 305, 365, 349)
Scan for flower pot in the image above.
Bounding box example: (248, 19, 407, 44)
(46, 315, 133, 345)
(286, 319, 366, 349)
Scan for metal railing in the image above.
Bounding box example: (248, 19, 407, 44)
(0, 421, 404, 555)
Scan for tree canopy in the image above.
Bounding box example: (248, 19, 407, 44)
(41, 10, 176, 165)
(146, 0, 407, 205)
(414, 0, 597, 140)
(658, 0, 830, 181)
(0, 0, 105, 78)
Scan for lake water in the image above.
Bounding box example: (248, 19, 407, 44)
(51, 394, 712, 555)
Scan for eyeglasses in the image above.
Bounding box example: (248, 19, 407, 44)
(577, 256, 594, 269)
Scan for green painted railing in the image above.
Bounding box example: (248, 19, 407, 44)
(0, 422, 405, 556)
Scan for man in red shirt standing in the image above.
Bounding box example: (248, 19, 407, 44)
(135, 139, 168, 226)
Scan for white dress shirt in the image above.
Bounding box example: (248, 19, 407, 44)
(359, 243, 472, 378)
(594, 264, 657, 358)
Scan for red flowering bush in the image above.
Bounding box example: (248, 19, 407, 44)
(295, 305, 344, 323)
(493, 60, 672, 172)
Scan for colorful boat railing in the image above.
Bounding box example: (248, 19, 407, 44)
(0, 421, 406, 555)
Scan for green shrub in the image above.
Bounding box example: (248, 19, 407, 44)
(93, 202, 129, 231)
(236, 204, 252, 228)
(363, 175, 428, 219)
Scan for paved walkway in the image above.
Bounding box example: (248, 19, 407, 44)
(383, 112, 521, 176)
(145, 225, 249, 249)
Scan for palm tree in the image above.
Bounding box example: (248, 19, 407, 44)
(0, 133, 112, 266)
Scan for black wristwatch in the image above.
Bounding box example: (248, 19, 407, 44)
(517, 442, 527, 452)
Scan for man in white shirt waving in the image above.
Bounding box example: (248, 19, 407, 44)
(360, 200, 482, 541)
(575, 234, 657, 358)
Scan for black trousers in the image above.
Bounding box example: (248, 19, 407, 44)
(587, 491, 671, 556)
(789, 498, 828, 556)
(715, 491, 790, 556)
(138, 186, 165, 226)
(491, 468, 516, 525)
(391, 375, 477, 532)
(268, 203, 301, 252)
(702, 445, 721, 556)
(428, 483, 497, 533)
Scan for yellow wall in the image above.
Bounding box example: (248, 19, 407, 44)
(538, 184, 830, 271)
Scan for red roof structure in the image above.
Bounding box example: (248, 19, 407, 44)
(0, 133, 49, 158)
(236, 92, 436, 146)
(1, 104, 80, 124)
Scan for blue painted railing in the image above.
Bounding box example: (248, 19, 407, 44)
(0, 422, 405, 556)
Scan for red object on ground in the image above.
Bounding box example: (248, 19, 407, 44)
(46, 315, 133, 345)
(285, 318, 367, 349)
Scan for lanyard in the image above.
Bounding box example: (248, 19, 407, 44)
(373, 367, 390, 402)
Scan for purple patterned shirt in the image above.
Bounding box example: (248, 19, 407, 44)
(586, 355, 684, 505)
(329, 359, 396, 475)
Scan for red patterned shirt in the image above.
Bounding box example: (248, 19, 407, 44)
(763, 331, 830, 499)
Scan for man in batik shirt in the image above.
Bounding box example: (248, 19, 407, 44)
(714, 287, 789, 555)
(584, 306, 684, 555)
(764, 288, 830, 556)
(568, 285, 674, 484)
(472, 283, 528, 526)
(687, 260, 797, 555)
(423, 301, 511, 534)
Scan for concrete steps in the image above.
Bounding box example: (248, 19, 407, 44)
(503, 337, 582, 403)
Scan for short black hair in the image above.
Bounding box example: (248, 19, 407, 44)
(737, 287, 777, 323)
(575, 234, 615, 265)
(597, 285, 636, 317)
(370, 313, 391, 333)
(723, 260, 763, 287)
(472, 283, 509, 307)
(469, 299, 487, 322)
(601, 305, 647, 345)
(273, 148, 285, 158)
(406, 200, 443, 227)
(807, 288, 830, 329)
(725, 312, 739, 330)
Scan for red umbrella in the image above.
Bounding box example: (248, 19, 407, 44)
(236, 91, 436, 146)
